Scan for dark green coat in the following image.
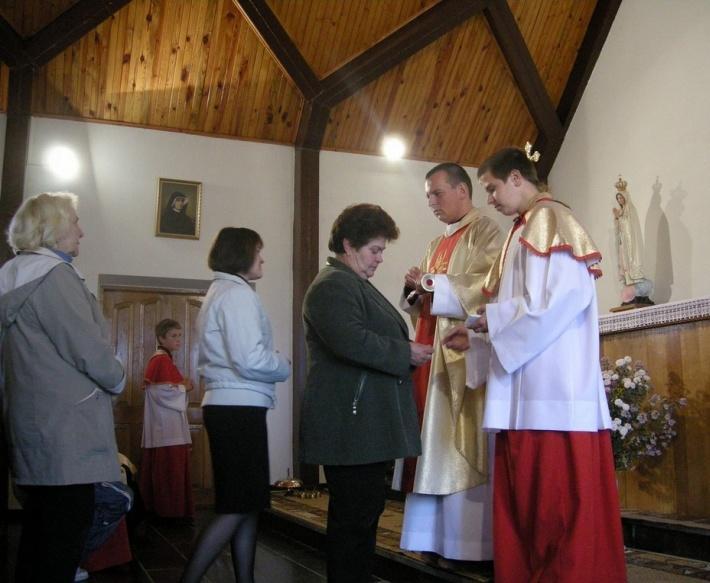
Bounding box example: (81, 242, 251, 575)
(300, 258, 422, 465)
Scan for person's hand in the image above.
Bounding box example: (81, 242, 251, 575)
(410, 342, 434, 366)
(442, 325, 470, 352)
(404, 266, 425, 293)
(182, 378, 194, 392)
(471, 307, 488, 333)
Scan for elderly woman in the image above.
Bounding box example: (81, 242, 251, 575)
(300, 203, 432, 583)
(181, 227, 290, 583)
(0, 192, 125, 582)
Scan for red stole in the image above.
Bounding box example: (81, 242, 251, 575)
(401, 224, 469, 493)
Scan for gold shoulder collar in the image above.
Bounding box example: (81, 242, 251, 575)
(482, 196, 601, 298)
(521, 198, 602, 276)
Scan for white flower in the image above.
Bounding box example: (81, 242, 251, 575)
(615, 359, 625, 367)
(624, 356, 632, 363)
(637, 413, 647, 424)
(611, 373, 619, 380)
(679, 398, 688, 406)
(614, 398, 630, 411)
(618, 423, 632, 437)
(636, 369, 646, 377)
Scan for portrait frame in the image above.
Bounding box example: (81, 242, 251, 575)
(155, 177, 202, 240)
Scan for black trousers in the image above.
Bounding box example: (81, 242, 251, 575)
(323, 462, 388, 583)
(15, 483, 95, 583)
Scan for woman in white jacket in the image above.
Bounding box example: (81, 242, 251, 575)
(181, 227, 290, 583)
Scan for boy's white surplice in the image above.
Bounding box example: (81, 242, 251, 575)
(483, 245, 612, 431)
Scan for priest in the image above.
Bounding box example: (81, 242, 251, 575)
(397, 162, 500, 560)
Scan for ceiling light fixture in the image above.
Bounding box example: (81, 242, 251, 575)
(382, 136, 406, 160)
(46, 145, 80, 180)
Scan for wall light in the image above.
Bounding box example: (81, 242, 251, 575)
(382, 136, 406, 160)
(45, 146, 80, 180)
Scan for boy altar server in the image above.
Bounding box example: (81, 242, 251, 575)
(444, 146, 627, 582)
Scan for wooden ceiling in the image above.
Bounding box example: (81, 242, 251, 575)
(0, 0, 620, 173)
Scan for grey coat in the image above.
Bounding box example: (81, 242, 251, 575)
(300, 258, 421, 465)
(0, 250, 125, 485)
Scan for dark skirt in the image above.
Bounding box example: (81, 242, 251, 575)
(203, 405, 271, 513)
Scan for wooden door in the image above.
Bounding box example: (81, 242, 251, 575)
(102, 288, 212, 490)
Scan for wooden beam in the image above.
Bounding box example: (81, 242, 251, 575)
(234, 0, 320, 100)
(25, 0, 132, 68)
(483, 0, 563, 157)
(536, 0, 622, 177)
(0, 66, 33, 263)
(318, 0, 489, 108)
(0, 15, 27, 67)
(292, 146, 320, 485)
(295, 100, 330, 150)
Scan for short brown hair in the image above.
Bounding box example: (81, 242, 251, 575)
(477, 147, 543, 189)
(208, 227, 263, 276)
(426, 163, 473, 199)
(155, 318, 181, 340)
(328, 204, 399, 254)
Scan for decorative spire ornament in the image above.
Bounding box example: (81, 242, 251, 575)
(524, 141, 541, 162)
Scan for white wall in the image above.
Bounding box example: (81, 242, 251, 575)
(320, 151, 507, 332)
(23, 117, 295, 480)
(549, 0, 710, 312)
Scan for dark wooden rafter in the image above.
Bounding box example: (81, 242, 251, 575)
(483, 0, 563, 171)
(234, 0, 320, 100)
(291, 146, 320, 486)
(0, 15, 27, 67)
(318, 0, 489, 108)
(536, 0, 622, 177)
(27, 0, 133, 67)
(0, 67, 33, 263)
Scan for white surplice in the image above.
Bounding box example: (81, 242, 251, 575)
(479, 238, 612, 432)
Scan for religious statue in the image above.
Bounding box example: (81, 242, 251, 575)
(612, 175, 654, 307)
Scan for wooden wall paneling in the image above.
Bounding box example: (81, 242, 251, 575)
(483, 0, 562, 159)
(27, 0, 132, 69)
(0, 0, 79, 40)
(601, 319, 710, 519)
(200, 3, 234, 132)
(130, 0, 155, 125)
(677, 322, 710, 517)
(191, 1, 221, 131)
(219, 15, 250, 134)
(103, 7, 123, 120)
(195, 1, 228, 131)
(318, 0, 487, 110)
(508, 0, 597, 108)
(537, 0, 621, 177)
(115, 0, 136, 123)
(235, 0, 319, 101)
(0, 62, 9, 110)
(268, 0, 440, 79)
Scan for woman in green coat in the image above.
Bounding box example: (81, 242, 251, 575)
(301, 203, 433, 583)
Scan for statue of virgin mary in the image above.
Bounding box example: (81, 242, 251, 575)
(613, 176, 653, 306)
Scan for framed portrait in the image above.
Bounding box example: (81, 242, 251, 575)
(155, 178, 202, 239)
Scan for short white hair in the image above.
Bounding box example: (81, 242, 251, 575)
(8, 192, 78, 252)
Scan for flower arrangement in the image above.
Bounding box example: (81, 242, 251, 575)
(601, 356, 687, 471)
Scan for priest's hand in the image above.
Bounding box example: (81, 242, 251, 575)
(410, 342, 434, 366)
(442, 325, 470, 352)
(404, 266, 425, 293)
